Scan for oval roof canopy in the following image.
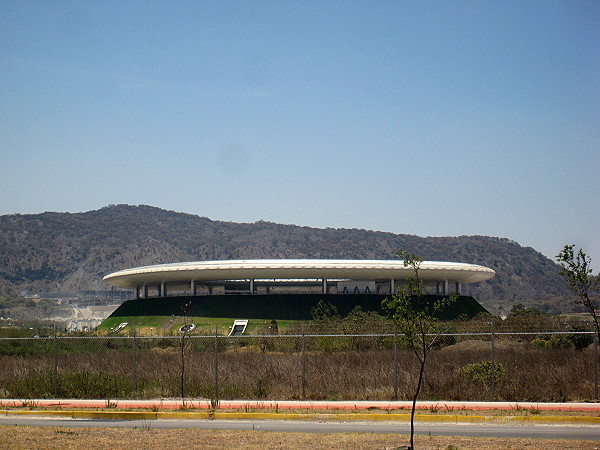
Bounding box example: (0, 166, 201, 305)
(103, 259, 495, 289)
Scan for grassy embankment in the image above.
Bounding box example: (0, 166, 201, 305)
(98, 315, 296, 335)
(96, 293, 486, 335)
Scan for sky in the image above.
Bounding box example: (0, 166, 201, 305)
(1, 1, 599, 269)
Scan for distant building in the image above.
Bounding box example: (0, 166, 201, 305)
(39, 290, 132, 307)
(74, 290, 133, 307)
(102, 259, 495, 320)
(68, 319, 103, 332)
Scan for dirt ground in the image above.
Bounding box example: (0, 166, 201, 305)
(0, 426, 597, 450)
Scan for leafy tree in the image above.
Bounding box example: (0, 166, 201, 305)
(556, 245, 599, 345)
(509, 303, 542, 316)
(382, 250, 457, 450)
(179, 301, 193, 402)
(310, 299, 339, 321)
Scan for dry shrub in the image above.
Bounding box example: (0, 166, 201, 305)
(0, 337, 596, 401)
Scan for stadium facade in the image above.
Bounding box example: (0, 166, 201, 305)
(103, 259, 495, 321)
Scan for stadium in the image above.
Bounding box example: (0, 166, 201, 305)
(103, 259, 495, 321)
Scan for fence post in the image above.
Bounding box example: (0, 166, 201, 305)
(214, 324, 219, 401)
(301, 323, 306, 400)
(53, 331, 58, 398)
(491, 320, 496, 401)
(132, 326, 137, 397)
(394, 332, 398, 401)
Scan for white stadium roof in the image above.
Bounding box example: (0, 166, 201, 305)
(103, 259, 495, 289)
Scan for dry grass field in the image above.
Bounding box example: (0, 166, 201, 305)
(0, 426, 597, 450)
(1, 338, 596, 402)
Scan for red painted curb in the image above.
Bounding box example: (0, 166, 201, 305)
(2, 399, 599, 412)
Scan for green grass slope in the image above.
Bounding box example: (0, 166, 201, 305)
(98, 294, 487, 333)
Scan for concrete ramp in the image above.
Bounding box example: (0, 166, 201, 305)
(228, 319, 248, 336)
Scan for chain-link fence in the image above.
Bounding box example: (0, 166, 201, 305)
(0, 326, 597, 402)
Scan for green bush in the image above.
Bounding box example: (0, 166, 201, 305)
(252, 376, 269, 399)
(547, 334, 573, 349)
(567, 325, 594, 350)
(458, 360, 504, 387)
(532, 330, 591, 350)
(531, 338, 548, 349)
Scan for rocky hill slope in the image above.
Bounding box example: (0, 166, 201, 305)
(0, 205, 571, 313)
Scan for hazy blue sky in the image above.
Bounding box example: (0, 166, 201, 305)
(1, 1, 598, 268)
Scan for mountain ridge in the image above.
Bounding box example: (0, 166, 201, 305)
(0, 204, 571, 314)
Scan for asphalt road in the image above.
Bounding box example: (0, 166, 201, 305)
(1, 417, 598, 441)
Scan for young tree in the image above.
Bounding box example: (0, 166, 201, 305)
(556, 245, 600, 348)
(310, 298, 339, 321)
(179, 301, 193, 403)
(382, 250, 457, 450)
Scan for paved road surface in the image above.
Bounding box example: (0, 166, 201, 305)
(1, 416, 598, 441)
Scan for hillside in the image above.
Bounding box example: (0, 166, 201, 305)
(0, 204, 572, 314)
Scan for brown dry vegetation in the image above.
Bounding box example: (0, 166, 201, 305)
(0, 336, 597, 402)
(0, 426, 597, 450)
